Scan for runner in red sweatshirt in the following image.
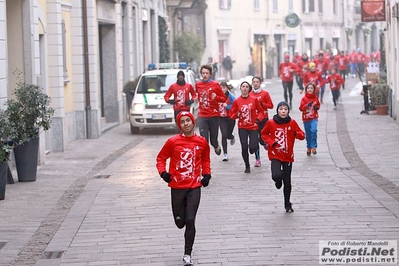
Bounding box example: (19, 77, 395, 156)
(303, 62, 324, 98)
(164, 70, 197, 119)
(230, 81, 263, 174)
(218, 82, 236, 162)
(156, 111, 211, 266)
(261, 101, 305, 213)
(299, 83, 320, 156)
(250, 76, 274, 167)
(195, 65, 227, 155)
(278, 54, 300, 108)
(325, 68, 344, 109)
(333, 50, 349, 90)
(297, 53, 310, 92)
(313, 53, 329, 103)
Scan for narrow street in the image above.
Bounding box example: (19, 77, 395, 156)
(1, 76, 398, 266)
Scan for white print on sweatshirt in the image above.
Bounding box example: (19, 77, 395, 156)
(176, 90, 185, 107)
(282, 66, 292, 78)
(240, 103, 253, 124)
(175, 147, 197, 181)
(199, 90, 209, 108)
(274, 126, 291, 154)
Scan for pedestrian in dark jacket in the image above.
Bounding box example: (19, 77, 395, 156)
(222, 55, 233, 80)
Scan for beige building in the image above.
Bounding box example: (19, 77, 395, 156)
(171, 0, 383, 80)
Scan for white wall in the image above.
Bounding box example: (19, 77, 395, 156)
(0, 0, 6, 109)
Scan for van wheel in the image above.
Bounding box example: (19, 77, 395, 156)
(130, 124, 140, 134)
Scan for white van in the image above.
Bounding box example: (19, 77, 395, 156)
(129, 63, 198, 134)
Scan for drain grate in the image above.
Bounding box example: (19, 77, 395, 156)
(0, 242, 7, 250)
(93, 174, 111, 179)
(41, 251, 65, 259)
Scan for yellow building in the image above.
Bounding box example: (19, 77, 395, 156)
(1, 0, 166, 162)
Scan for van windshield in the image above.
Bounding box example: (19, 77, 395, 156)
(137, 74, 176, 93)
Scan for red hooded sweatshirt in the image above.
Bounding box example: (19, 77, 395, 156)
(299, 91, 321, 122)
(196, 80, 227, 117)
(303, 70, 325, 94)
(278, 62, 300, 82)
(164, 82, 197, 111)
(334, 55, 349, 71)
(156, 133, 211, 189)
(250, 89, 274, 120)
(261, 115, 305, 162)
(230, 95, 263, 131)
(326, 73, 344, 91)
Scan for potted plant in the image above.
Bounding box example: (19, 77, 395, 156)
(0, 109, 20, 199)
(6, 79, 54, 182)
(123, 75, 141, 111)
(369, 83, 389, 115)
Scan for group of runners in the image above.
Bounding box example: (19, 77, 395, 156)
(278, 48, 380, 108)
(156, 63, 316, 265)
(154, 47, 381, 264)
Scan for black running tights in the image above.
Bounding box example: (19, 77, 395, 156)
(282, 81, 294, 103)
(171, 187, 201, 256)
(238, 129, 259, 168)
(271, 159, 293, 206)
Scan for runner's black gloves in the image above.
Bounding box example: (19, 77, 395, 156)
(160, 171, 171, 183)
(314, 106, 319, 111)
(185, 99, 194, 106)
(167, 99, 175, 105)
(201, 174, 211, 187)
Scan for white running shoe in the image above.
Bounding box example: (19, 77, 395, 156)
(183, 254, 193, 266)
(223, 154, 228, 161)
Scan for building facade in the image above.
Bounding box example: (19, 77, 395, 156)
(385, 0, 399, 122)
(0, 0, 396, 165)
(1, 0, 166, 163)
(172, 0, 383, 81)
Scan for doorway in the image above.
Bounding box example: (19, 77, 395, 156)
(99, 24, 118, 122)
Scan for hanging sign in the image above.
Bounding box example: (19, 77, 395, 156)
(285, 13, 301, 28)
(361, 1, 386, 22)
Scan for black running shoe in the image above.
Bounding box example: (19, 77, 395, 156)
(214, 145, 221, 156)
(285, 203, 294, 213)
(275, 180, 282, 189)
(244, 167, 250, 173)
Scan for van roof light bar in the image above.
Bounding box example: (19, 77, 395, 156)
(147, 62, 187, 70)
